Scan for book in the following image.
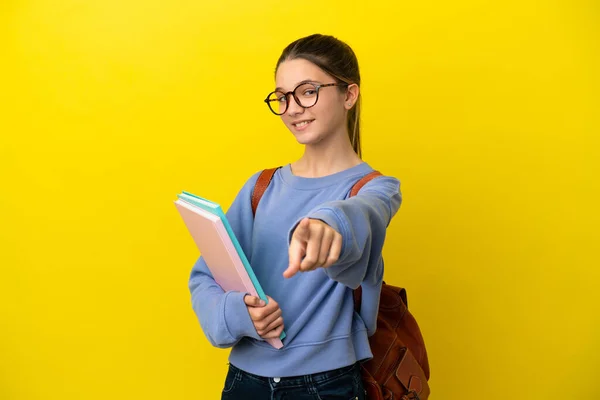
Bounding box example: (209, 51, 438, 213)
(174, 192, 285, 349)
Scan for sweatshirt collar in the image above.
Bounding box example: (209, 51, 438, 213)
(279, 162, 373, 190)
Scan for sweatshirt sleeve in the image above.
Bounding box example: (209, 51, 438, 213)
(187, 171, 263, 348)
(288, 175, 402, 289)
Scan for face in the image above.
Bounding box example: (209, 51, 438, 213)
(273, 58, 351, 146)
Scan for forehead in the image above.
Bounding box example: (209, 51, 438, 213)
(275, 58, 333, 91)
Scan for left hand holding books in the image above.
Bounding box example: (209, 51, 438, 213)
(244, 295, 285, 339)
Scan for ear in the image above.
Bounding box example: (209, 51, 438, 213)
(344, 83, 360, 110)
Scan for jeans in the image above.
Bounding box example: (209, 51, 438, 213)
(221, 362, 366, 400)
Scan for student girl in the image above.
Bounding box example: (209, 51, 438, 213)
(188, 33, 402, 400)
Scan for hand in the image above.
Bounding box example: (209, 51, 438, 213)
(284, 217, 342, 279)
(243, 295, 284, 339)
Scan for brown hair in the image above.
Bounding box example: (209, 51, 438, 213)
(276, 34, 362, 158)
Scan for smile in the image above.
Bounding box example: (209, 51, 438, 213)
(292, 120, 314, 129)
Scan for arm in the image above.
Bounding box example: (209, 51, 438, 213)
(287, 175, 402, 289)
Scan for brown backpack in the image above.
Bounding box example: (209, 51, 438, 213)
(251, 168, 431, 400)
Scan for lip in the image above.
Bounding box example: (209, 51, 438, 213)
(291, 119, 315, 131)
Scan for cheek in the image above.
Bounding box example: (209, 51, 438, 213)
(315, 98, 344, 123)
(317, 102, 346, 128)
(281, 116, 296, 129)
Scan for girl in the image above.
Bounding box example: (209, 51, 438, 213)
(189, 33, 402, 400)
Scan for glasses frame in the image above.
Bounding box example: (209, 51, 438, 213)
(264, 82, 348, 116)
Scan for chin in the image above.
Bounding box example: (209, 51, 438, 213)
(291, 130, 324, 146)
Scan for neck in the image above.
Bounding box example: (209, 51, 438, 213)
(291, 131, 362, 178)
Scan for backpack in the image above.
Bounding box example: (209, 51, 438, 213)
(251, 168, 431, 400)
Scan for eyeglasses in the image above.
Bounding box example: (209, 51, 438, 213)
(264, 82, 348, 116)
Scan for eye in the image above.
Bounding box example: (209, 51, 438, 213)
(303, 89, 316, 96)
(269, 92, 287, 103)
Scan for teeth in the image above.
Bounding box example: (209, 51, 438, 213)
(295, 120, 311, 127)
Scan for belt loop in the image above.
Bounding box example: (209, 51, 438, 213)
(305, 373, 318, 395)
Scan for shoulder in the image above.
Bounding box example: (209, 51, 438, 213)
(354, 166, 401, 196)
(238, 169, 271, 191)
(233, 167, 281, 205)
(363, 174, 401, 190)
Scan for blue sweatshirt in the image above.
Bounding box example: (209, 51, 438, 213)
(188, 162, 402, 377)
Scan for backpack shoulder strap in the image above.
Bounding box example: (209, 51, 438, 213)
(350, 170, 383, 311)
(251, 167, 280, 216)
(349, 171, 383, 197)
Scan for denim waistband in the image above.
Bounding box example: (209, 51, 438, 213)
(228, 362, 360, 387)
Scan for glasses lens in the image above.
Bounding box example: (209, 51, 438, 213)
(267, 91, 287, 115)
(294, 83, 318, 108)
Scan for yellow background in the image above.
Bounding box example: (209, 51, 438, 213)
(1, 0, 598, 399)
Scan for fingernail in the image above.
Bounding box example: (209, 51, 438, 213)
(259, 300, 266, 306)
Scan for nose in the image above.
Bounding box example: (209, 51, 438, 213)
(285, 94, 304, 117)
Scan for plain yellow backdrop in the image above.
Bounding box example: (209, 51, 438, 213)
(1, 0, 598, 399)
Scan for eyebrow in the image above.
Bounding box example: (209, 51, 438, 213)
(275, 79, 320, 92)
